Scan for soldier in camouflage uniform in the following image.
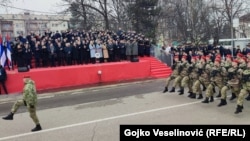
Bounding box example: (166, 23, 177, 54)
(2, 76, 42, 132)
(163, 56, 181, 93)
(218, 60, 241, 107)
(178, 56, 195, 95)
(202, 58, 224, 103)
(190, 56, 206, 99)
(216, 55, 232, 98)
(169, 55, 188, 93)
(234, 61, 250, 114)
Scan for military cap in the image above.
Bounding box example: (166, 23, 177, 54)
(237, 53, 244, 58)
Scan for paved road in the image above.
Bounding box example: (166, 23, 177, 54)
(0, 79, 249, 141)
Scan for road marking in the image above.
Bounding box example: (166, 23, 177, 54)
(0, 100, 201, 140)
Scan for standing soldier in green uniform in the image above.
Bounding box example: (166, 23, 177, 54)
(218, 60, 241, 106)
(163, 56, 181, 93)
(169, 55, 188, 93)
(2, 76, 42, 132)
(234, 61, 250, 114)
(202, 58, 224, 103)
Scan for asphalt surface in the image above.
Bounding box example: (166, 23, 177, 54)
(0, 78, 249, 141)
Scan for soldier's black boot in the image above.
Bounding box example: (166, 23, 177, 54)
(234, 105, 243, 114)
(209, 96, 214, 102)
(202, 97, 209, 103)
(2, 112, 14, 120)
(197, 94, 203, 99)
(213, 87, 216, 93)
(187, 93, 192, 97)
(163, 87, 168, 93)
(190, 93, 196, 99)
(179, 87, 184, 95)
(218, 99, 227, 107)
(203, 86, 206, 91)
(216, 92, 221, 98)
(245, 94, 250, 101)
(31, 124, 42, 132)
(169, 87, 175, 93)
(229, 93, 236, 101)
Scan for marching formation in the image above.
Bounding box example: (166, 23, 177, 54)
(162, 51, 250, 114)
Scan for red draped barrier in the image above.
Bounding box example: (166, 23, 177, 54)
(4, 60, 150, 94)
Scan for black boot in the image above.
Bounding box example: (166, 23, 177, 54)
(218, 99, 227, 107)
(229, 93, 236, 101)
(197, 94, 203, 99)
(209, 96, 214, 102)
(179, 87, 184, 95)
(187, 93, 192, 97)
(189, 93, 196, 99)
(216, 92, 221, 98)
(203, 86, 206, 91)
(213, 87, 216, 93)
(202, 97, 209, 103)
(31, 124, 42, 132)
(163, 87, 168, 93)
(169, 87, 175, 93)
(245, 94, 250, 101)
(2, 112, 14, 120)
(234, 105, 243, 114)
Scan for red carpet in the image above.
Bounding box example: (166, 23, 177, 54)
(139, 57, 172, 78)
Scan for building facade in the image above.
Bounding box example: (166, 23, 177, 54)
(0, 12, 70, 38)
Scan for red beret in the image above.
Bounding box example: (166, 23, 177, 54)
(232, 60, 239, 64)
(215, 58, 221, 63)
(237, 53, 244, 57)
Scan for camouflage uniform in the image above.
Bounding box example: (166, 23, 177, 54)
(169, 56, 188, 92)
(190, 57, 206, 99)
(218, 61, 241, 107)
(178, 60, 194, 95)
(202, 59, 224, 103)
(163, 57, 180, 93)
(11, 78, 40, 125)
(235, 66, 250, 114)
(2, 77, 42, 132)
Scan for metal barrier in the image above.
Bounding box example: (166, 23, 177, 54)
(150, 45, 173, 67)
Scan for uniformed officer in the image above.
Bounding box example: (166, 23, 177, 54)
(163, 55, 180, 93)
(234, 61, 250, 114)
(218, 60, 241, 107)
(2, 76, 42, 132)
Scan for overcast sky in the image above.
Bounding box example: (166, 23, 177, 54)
(0, 0, 65, 14)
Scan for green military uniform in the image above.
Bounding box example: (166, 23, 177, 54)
(235, 67, 250, 114)
(169, 57, 188, 93)
(218, 64, 241, 107)
(179, 61, 194, 95)
(11, 79, 39, 125)
(163, 58, 180, 93)
(191, 58, 205, 99)
(202, 59, 224, 103)
(2, 77, 42, 132)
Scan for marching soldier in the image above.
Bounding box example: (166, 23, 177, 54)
(190, 56, 206, 99)
(179, 56, 197, 95)
(218, 60, 241, 107)
(163, 56, 181, 93)
(202, 58, 224, 103)
(235, 61, 250, 114)
(2, 76, 42, 132)
(169, 55, 188, 93)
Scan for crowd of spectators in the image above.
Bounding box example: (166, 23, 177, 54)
(8, 29, 152, 70)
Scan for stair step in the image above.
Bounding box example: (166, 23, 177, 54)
(151, 68, 172, 72)
(151, 71, 172, 75)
